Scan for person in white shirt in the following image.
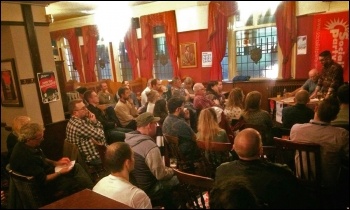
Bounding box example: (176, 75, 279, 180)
(141, 79, 152, 106)
(93, 142, 152, 209)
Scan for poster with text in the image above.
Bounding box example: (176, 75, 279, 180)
(37, 71, 59, 103)
(297, 36, 307, 55)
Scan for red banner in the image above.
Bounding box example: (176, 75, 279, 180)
(312, 11, 349, 81)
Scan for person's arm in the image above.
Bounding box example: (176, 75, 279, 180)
(145, 147, 174, 180)
(328, 64, 344, 96)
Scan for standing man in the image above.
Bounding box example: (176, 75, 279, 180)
(93, 142, 152, 208)
(66, 99, 107, 165)
(125, 112, 179, 208)
(312, 50, 344, 98)
(10, 122, 93, 202)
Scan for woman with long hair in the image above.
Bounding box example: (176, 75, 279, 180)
(197, 108, 229, 149)
(224, 87, 244, 124)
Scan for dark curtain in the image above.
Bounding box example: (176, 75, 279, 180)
(82, 25, 98, 82)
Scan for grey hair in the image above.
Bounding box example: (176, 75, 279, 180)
(18, 122, 44, 142)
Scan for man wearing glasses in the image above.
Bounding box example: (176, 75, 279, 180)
(10, 122, 94, 203)
(66, 99, 107, 166)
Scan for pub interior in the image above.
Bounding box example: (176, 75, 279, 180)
(1, 1, 349, 209)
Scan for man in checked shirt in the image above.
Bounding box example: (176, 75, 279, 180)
(66, 99, 107, 166)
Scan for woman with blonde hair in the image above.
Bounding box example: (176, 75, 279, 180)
(224, 87, 244, 124)
(6, 116, 31, 159)
(197, 108, 229, 149)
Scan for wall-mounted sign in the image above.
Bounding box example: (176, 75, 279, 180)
(37, 71, 60, 104)
(202, 51, 212, 67)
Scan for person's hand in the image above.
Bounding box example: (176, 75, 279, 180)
(56, 157, 71, 166)
(213, 99, 220, 105)
(183, 108, 190, 119)
(58, 165, 73, 175)
(87, 111, 97, 123)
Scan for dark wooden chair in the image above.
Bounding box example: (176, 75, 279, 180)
(196, 140, 232, 178)
(163, 134, 195, 173)
(273, 137, 323, 206)
(173, 168, 214, 209)
(95, 144, 107, 168)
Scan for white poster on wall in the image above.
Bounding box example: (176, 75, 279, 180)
(275, 101, 284, 123)
(202, 52, 212, 67)
(297, 35, 307, 55)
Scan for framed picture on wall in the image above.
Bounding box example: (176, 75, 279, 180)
(179, 42, 197, 68)
(1, 58, 23, 107)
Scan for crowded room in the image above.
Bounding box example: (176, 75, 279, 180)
(1, 1, 349, 209)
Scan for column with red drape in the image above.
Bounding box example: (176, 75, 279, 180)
(275, 1, 296, 79)
(124, 26, 140, 80)
(207, 1, 238, 81)
(82, 25, 98, 82)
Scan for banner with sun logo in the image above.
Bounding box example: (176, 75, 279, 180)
(312, 11, 349, 81)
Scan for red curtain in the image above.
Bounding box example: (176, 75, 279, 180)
(50, 29, 85, 83)
(276, 1, 296, 79)
(140, 10, 179, 79)
(82, 25, 98, 82)
(207, 1, 238, 81)
(124, 26, 140, 79)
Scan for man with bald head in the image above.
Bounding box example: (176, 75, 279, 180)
(282, 90, 314, 129)
(287, 69, 319, 97)
(215, 128, 305, 208)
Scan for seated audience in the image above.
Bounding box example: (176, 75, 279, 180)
(290, 97, 349, 199)
(93, 142, 152, 208)
(215, 128, 304, 208)
(242, 91, 273, 145)
(197, 108, 229, 144)
(163, 97, 201, 162)
(282, 90, 314, 129)
(193, 83, 217, 111)
(138, 90, 160, 114)
(76, 86, 88, 104)
(224, 87, 244, 124)
(6, 116, 31, 160)
(210, 176, 259, 209)
(115, 86, 138, 130)
(206, 81, 225, 108)
(331, 83, 349, 126)
(124, 112, 179, 208)
(115, 80, 140, 109)
(10, 122, 93, 201)
(84, 90, 132, 144)
(172, 77, 190, 102)
(66, 99, 107, 165)
(98, 80, 116, 106)
(141, 79, 152, 107)
(217, 81, 227, 105)
(183, 76, 195, 102)
(153, 98, 168, 126)
(286, 69, 319, 97)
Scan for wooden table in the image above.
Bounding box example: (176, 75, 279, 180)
(268, 96, 320, 123)
(40, 189, 133, 209)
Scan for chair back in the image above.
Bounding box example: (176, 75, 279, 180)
(6, 164, 46, 209)
(173, 168, 214, 209)
(196, 140, 232, 178)
(273, 137, 322, 187)
(95, 144, 107, 168)
(163, 134, 192, 172)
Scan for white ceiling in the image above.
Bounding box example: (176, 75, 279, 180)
(2, 1, 155, 22)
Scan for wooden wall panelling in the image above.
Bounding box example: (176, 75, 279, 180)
(232, 79, 306, 111)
